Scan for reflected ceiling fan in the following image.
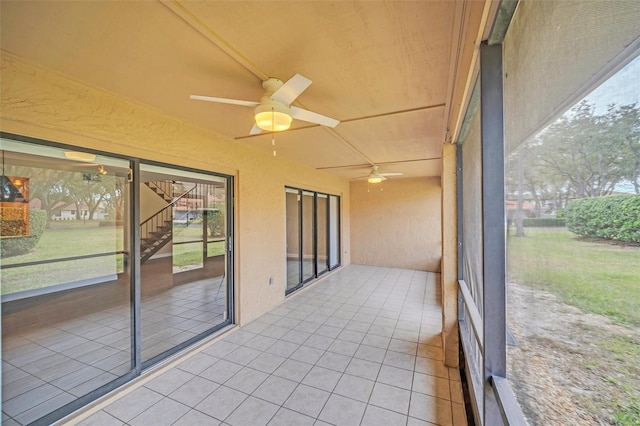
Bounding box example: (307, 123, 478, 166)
(64, 151, 107, 175)
(355, 165, 403, 184)
(190, 74, 340, 135)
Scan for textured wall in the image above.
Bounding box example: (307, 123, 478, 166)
(350, 177, 442, 272)
(0, 54, 351, 325)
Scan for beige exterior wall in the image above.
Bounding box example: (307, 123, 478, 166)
(0, 54, 351, 325)
(350, 177, 442, 272)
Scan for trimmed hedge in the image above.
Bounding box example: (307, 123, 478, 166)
(99, 220, 124, 227)
(1, 209, 47, 257)
(522, 218, 566, 227)
(565, 195, 640, 243)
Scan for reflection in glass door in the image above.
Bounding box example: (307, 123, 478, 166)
(1, 139, 133, 424)
(0, 137, 235, 424)
(301, 191, 315, 283)
(285, 187, 340, 295)
(329, 195, 340, 269)
(285, 188, 301, 291)
(139, 164, 231, 365)
(316, 194, 328, 275)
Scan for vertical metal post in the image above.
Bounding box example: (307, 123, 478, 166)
(297, 190, 303, 285)
(325, 195, 330, 273)
(203, 188, 208, 259)
(226, 176, 234, 323)
(130, 159, 142, 374)
(313, 193, 318, 278)
(336, 196, 341, 268)
(480, 40, 506, 425)
(456, 143, 465, 322)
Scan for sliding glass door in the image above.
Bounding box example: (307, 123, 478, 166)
(139, 164, 231, 366)
(0, 135, 234, 425)
(285, 187, 340, 295)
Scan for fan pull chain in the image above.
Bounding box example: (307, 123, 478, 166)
(272, 108, 277, 157)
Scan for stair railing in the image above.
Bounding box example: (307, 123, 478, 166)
(145, 180, 174, 202)
(140, 184, 198, 261)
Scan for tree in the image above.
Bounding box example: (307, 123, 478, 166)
(6, 166, 74, 227)
(66, 173, 109, 220)
(103, 178, 125, 222)
(513, 101, 640, 207)
(611, 103, 640, 194)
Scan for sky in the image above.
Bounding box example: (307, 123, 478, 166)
(568, 54, 639, 194)
(585, 54, 640, 113)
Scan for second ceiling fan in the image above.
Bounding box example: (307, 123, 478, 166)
(357, 165, 403, 183)
(190, 74, 340, 135)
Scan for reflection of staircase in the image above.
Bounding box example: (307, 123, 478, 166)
(146, 181, 173, 203)
(141, 181, 195, 263)
(141, 219, 173, 262)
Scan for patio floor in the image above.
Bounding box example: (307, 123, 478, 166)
(2, 276, 226, 425)
(69, 264, 467, 426)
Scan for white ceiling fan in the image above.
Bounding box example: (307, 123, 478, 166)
(190, 74, 340, 135)
(356, 165, 404, 184)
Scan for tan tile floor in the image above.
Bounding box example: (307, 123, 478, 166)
(2, 277, 227, 425)
(70, 265, 467, 426)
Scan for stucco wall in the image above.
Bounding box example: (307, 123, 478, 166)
(0, 54, 351, 325)
(350, 177, 441, 272)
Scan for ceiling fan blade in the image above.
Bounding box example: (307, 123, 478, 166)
(249, 124, 262, 135)
(270, 74, 312, 105)
(190, 95, 259, 108)
(290, 106, 340, 128)
(380, 172, 403, 176)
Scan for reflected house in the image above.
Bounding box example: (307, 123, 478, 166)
(28, 199, 109, 221)
(505, 200, 536, 220)
(1, 1, 639, 426)
(173, 194, 202, 223)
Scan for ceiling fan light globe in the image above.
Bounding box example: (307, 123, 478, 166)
(255, 111, 292, 131)
(64, 151, 96, 162)
(368, 176, 383, 184)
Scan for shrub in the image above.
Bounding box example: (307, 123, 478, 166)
(206, 208, 225, 237)
(565, 195, 640, 243)
(522, 218, 566, 227)
(1, 209, 47, 257)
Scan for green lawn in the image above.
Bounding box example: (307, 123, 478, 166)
(507, 228, 640, 326)
(1, 221, 225, 294)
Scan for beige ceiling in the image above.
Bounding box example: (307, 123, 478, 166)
(0, 1, 487, 180)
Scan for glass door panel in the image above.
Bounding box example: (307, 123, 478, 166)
(139, 163, 230, 364)
(285, 188, 301, 291)
(329, 195, 340, 269)
(316, 193, 328, 275)
(301, 191, 315, 282)
(1, 139, 132, 424)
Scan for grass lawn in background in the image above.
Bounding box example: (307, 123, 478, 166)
(1, 221, 226, 294)
(1, 222, 124, 294)
(507, 228, 640, 425)
(507, 228, 640, 327)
